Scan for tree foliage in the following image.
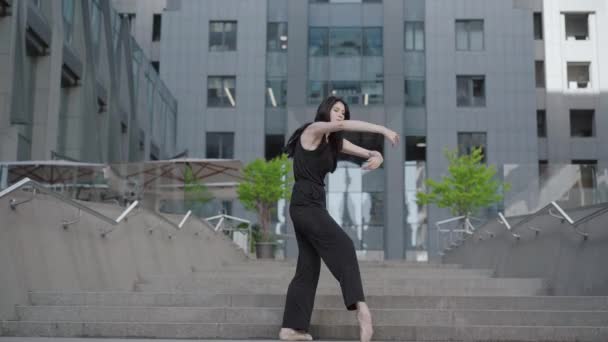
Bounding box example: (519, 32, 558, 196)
(237, 153, 294, 242)
(416, 147, 510, 217)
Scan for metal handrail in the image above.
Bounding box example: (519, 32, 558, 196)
(1, 177, 134, 228)
(205, 213, 252, 254)
(497, 212, 520, 239)
(2, 177, 197, 237)
(507, 201, 588, 239)
(573, 204, 608, 226)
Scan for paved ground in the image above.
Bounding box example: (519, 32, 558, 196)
(0, 338, 370, 342)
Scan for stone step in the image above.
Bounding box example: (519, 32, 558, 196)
(134, 277, 547, 296)
(28, 292, 608, 311)
(2, 321, 607, 341)
(141, 268, 496, 279)
(16, 306, 608, 326)
(213, 261, 465, 269)
(133, 285, 545, 296)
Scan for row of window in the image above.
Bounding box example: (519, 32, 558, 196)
(210, 75, 482, 108)
(535, 61, 592, 89)
(537, 109, 596, 138)
(209, 131, 476, 166)
(534, 12, 592, 41)
(309, 27, 382, 57)
(148, 11, 592, 52)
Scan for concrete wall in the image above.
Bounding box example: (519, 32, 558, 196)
(541, 0, 608, 170)
(0, 0, 177, 163)
(442, 204, 608, 295)
(0, 192, 247, 320)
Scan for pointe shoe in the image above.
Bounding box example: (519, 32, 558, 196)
(279, 328, 313, 341)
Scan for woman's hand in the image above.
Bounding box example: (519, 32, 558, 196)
(383, 128, 400, 146)
(362, 151, 383, 170)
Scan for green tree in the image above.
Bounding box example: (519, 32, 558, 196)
(236, 153, 294, 243)
(416, 147, 510, 232)
(183, 165, 214, 212)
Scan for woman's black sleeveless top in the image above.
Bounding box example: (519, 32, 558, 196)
(290, 123, 335, 208)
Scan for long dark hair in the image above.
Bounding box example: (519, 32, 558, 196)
(282, 96, 350, 173)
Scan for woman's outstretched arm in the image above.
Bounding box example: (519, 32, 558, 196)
(306, 120, 400, 146)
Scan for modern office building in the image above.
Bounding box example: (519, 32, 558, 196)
(61, 0, 608, 259)
(0, 0, 178, 163)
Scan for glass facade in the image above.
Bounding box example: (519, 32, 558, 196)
(327, 162, 385, 251)
(308, 26, 384, 105)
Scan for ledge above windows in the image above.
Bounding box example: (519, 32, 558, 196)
(26, 1, 52, 56)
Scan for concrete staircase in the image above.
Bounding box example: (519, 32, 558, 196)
(2, 260, 608, 341)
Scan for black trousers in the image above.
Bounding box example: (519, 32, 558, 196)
(281, 202, 366, 331)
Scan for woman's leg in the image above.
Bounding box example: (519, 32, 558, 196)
(306, 209, 372, 342)
(281, 215, 321, 334)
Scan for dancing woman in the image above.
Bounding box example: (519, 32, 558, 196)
(279, 96, 399, 342)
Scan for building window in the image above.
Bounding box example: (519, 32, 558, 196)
(567, 62, 590, 89)
(404, 78, 425, 107)
(310, 27, 381, 57)
(151, 61, 159, 73)
(363, 27, 382, 56)
(308, 81, 329, 104)
(457, 76, 485, 107)
(309, 80, 383, 105)
(405, 136, 426, 161)
(330, 28, 362, 57)
(121, 13, 136, 34)
(309, 27, 329, 56)
(538, 160, 549, 183)
(535, 61, 545, 88)
(572, 160, 596, 189)
(534, 12, 543, 40)
(207, 132, 234, 159)
(152, 14, 161, 41)
(565, 13, 589, 40)
(221, 200, 233, 215)
(455, 19, 484, 51)
(457, 132, 487, 163)
(570, 110, 594, 137)
(310, 0, 383, 3)
(404, 21, 424, 51)
(330, 81, 361, 103)
(208, 76, 236, 107)
(537, 110, 546, 137)
(267, 22, 288, 51)
(266, 79, 287, 107)
(62, 0, 75, 45)
(361, 81, 383, 105)
(265, 134, 285, 160)
(209, 21, 237, 51)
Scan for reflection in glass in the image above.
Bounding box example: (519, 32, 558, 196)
(267, 22, 288, 51)
(404, 161, 427, 250)
(404, 21, 424, 51)
(209, 21, 237, 52)
(330, 28, 362, 57)
(405, 78, 425, 107)
(326, 162, 385, 252)
(363, 28, 382, 56)
(361, 81, 383, 105)
(266, 79, 287, 107)
(309, 27, 329, 56)
(330, 81, 361, 104)
(208, 76, 236, 107)
(308, 81, 329, 104)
